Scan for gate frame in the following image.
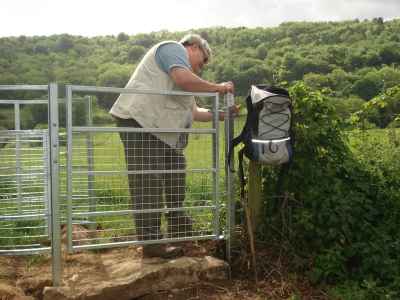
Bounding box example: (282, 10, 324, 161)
(65, 85, 229, 252)
(0, 83, 236, 287)
(0, 84, 62, 286)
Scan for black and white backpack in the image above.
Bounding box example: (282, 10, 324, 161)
(229, 84, 294, 184)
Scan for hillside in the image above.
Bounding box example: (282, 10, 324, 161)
(0, 18, 399, 98)
(1, 18, 400, 299)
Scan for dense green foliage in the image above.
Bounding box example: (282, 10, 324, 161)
(1, 18, 400, 129)
(262, 82, 400, 298)
(1, 17, 400, 297)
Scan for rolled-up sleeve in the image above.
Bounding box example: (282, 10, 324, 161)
(155, 43, 191, 74)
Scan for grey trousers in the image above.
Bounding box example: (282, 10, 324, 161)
(117, 117, 191, 240)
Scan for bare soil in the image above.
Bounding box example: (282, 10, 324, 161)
(0, 228, 329, 300)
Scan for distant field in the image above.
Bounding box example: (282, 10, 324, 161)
(346, 127, 400, 155)
(1, 117, 398, 248)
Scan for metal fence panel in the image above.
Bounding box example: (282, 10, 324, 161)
(0, 86, 51, 255)
(0, 84, 235, 286)
(0, 84, 61, 286)
(0, 130, 50, 254)
(65, 85, 230, 252)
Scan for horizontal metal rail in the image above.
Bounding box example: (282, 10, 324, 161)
(0, 98, 83, 104)
(0, 130, 48, 136)
(72, 126, 216, 134)
(0, 100, 48, 104)
(68, 85, 217, 97)
(72, 205, 216, 218)
(0, 85, 48, 91)
(0, 213, 49, 221)
(71, 169, 216, 176)
(73, 234, 224, 251)
(0, 247, 51, 255)
(0, 234, 48, 240)
(0, 172, 47, 178)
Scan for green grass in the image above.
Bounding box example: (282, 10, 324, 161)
(60, 119, 240, 193)
(6, 118, 396, 248)
(55, 121, 235, 245)
(0, 146, 50, 248)
(346, 128, 400, 170)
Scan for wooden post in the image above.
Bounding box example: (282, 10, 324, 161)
(242, 160, 262, 284)
(248, 161, 263, 229)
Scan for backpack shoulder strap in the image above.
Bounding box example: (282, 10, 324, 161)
(227, 94, 253, 170)
(238, 147, 246, 199)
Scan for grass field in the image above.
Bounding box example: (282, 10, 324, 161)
(1, 115, 398, 249)
(56, 118, 239, 246)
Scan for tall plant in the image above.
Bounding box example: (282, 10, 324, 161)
(261, 82, 400, 294)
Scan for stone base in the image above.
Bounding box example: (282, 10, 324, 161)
(0, 282, 35, 300)
(43, 256, 228, 300)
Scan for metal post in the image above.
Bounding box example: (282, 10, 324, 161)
(86, 96, 96, 230)
(43, 133, 50, 236)
(224, 94, 235, 271)
(66, 86, 73, 253)
(212, 93, 220, 238)
(14, 103, 22, 214)
(48, 83, 62, 286)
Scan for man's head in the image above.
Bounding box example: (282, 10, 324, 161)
(180, 34, 211, 74)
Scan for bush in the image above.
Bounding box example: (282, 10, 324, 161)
(387, 119, 400, 128)
(259, 82, 400, 295)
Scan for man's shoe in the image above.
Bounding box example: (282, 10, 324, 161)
(142, 244, 184, 259)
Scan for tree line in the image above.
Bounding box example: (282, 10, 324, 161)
(0, 17, 399, 128)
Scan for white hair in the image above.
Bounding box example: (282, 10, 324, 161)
(179, 33, 212, 61)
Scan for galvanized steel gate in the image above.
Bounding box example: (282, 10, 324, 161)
(0, 84, 62, 285)
(0, 84, 235, 286)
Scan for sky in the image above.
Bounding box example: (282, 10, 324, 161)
(1, 0, 399, 37)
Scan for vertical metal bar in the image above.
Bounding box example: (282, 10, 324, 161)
(14, 103, 22, 214)
(86, 96, 96, 230)
(66, 86, 73, 253)
(224, 94, 235, 274)
(43, 133, 50, 236)
(212, 93, 220, 238)
(48, 83, 62, 286)
(14, 102, 20, 128)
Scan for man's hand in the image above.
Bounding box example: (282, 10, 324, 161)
(218, 81, 234, 94)
(229, 104, 241, 117)
(218, 104, 240, 120)
(193, 102, 240, 122)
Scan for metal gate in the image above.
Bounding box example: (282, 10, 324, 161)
(0, 84, 61, 285)
(0, 129, 50, 253)
(0, 84, 235, 286)
(64, 85, 234, 254)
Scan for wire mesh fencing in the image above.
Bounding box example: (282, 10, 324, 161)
(66, 130, 218, 248)
(64, 85, 234, 252)
(0, 84, 62, 286)
(0, 84, 235, 286)
(0, 130, 51, 254)
(0, 88, 53, 255)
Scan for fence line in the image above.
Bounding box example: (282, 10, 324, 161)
(0, 84, 235, 286)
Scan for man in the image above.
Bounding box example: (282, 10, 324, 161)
(110, 34, 236, 259)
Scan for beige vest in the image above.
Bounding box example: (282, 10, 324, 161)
(110, 41, 195, 148)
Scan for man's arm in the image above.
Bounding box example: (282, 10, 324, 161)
(156, 42, 234, 94)
(170, 67, 234, 94)
(192, 102, 240, 122)
(192, 102, 213, 122)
